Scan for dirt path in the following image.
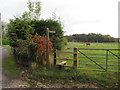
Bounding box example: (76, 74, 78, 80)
(1, 47, 30, 88)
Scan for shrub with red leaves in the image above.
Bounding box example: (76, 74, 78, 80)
(29, 34, 53, 56)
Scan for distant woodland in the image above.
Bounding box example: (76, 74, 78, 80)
(65, 33, 119, 42)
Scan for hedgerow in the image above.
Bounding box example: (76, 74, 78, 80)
(7, 17, 66, 67)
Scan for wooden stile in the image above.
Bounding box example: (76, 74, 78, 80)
(54, 48, 78, 68)
(57, 61, 67, 69)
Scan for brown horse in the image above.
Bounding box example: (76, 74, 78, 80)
(86, 43, 91, 46)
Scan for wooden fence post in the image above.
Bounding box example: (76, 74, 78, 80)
(46, 28, 50, 67)
(54, 49, 57, 65)
(73, 48, 78, 68)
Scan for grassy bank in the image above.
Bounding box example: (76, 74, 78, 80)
(2, 47, 20, 75)
(28, 66, 118, 88)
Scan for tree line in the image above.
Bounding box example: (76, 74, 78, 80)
(65, 33, 118, 42)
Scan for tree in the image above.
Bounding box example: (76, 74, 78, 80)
(65, 33, 116, 42)
(1, 21, 9, 45)
(22, 0, 41, 20)
(8, 18, 35, 47)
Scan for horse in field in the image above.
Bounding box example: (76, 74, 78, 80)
(85, 43, 91, 46)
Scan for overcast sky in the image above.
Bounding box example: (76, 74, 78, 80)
(0, 0, 119, 38)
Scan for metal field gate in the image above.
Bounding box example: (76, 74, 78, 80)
(78, 48, 120, 72)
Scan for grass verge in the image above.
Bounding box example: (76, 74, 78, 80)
(28, 66, 119, 88)
(0, 45, 9, 47)
(3, 60, 20, 75)
(2, 47, 20, 75)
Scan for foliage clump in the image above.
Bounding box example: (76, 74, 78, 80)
(8, 17, 65, 67)
(31, 19, 65, 50)
(7, 0, 66, 67)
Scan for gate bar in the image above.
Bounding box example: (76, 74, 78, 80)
(78, 50, 106, 71)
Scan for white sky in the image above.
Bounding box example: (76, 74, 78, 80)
(0, 0, 119, 38)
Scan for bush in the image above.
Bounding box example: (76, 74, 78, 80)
(2, 38, 10, 45)
(31, 19, 65, 50)
(8, 18, 35, 47)
(7, 17, 66, 67)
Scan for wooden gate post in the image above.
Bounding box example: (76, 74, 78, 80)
(73, 48, 78, 68)
(46, 28, 56, 68)
(46, 28, 50, 67)
(54, 49, 57, 65)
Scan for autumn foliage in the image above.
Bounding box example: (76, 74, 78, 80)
(29, 34, 53, 56)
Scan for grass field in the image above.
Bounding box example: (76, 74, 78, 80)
(56, 42, 119, 72)
(66, 42, 119, 49)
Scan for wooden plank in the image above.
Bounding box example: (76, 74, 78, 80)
(54, 50, 57, 65)
(78, 56, 106, 59)
(78, 53, 114, 56)
(57, 61, 67, 69)
(57, 61, 67, 66)
(78, 56, 118, 59)
(49, 31, 56, 33)
(56, 58, 75, 61)
(78, 48, 120, 50)
(64, 66, 73, 67)
(56, 51, 77, 54)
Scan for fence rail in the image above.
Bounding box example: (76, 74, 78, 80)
(79, 56, 117, 59)
(54, 48, 78, 68)
(78, 48, 120, 50)
(78, 48, 119, 72)
(54, 47, 119, 72)
(55, 58, 75, 61)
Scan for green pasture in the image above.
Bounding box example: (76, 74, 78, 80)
(56, 42, 119, 72)
(66, 42, 119, 49)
